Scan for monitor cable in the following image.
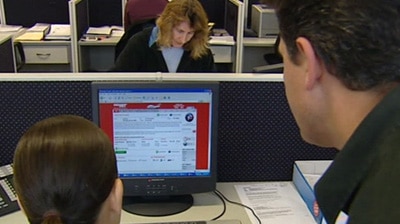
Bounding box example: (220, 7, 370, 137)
(211, 190, 227, 220)
(213, 189, 262, 224)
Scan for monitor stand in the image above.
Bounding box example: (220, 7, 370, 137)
(122, 195, 194, 216)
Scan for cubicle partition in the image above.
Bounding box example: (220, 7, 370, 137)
(0, 73, 337, 182)
(225, 0, 244, 73)
(0, 34, 16, 72)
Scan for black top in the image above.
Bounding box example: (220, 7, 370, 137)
(111, 27, 216, 73)
(315, 85, 400, 224)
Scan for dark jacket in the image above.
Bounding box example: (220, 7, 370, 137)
(315, 85, 400, 224)
(111, 27, 216, 72)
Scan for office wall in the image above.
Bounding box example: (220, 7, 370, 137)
(88, 0, 123, 26)
(2, 0, 228, 29)
(3, 0, 70, 27)
(0, 80, 337, 181)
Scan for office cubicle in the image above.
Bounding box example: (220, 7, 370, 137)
(0, 73, 337, 182)
(2, 0, 276, 73)
(0, 0, 5, 25)
(225, 0, 245, 73)
(0, 34, 16, 72)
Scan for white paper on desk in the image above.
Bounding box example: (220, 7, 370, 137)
(235, 182, 315, 224)
(0, 25, 22, 32)
(46, 24, 71, 38)
(111, 30, 124, 37)
(86, 26, 112, 35)
(209, 35, 234, 44)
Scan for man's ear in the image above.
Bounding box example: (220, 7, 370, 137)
(295, 37, 322, 90)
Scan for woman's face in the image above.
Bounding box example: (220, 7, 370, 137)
(171, 21, 195, 47)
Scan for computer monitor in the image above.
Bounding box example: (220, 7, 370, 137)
(91, 81, 219, 216)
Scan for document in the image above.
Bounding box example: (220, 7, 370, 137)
(209, 35, 234, 45)
(86, 25, 124, 37)
(27, 23, 50, 34)
(45, 24, 71, 40)
(86, 26, 113, 36)
(234, 182, 316, 224)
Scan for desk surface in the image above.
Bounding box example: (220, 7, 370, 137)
(78, 35, 235, 47)
(79, 36, 121, 46)
(0, 182, 315, 224)
(0, 33, 12, 45)
(243, 37, 276, 47)
(0, 182, 252, 224)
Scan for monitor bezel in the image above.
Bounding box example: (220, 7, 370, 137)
(91, 81, 219, 198)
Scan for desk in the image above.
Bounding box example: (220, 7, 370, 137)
(79, 36, 121, 72)
(0, 33, 16, 72)
(17, 40, 72, 72)
(0, 182, 315, 224)
(78, 35, 236, 72)
(242, 37, 276, 73)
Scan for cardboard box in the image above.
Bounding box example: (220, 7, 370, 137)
(292, 160, 332, 224)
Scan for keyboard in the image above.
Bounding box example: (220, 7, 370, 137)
(0, 164, 20, 217)
(134, 220, 241, 224)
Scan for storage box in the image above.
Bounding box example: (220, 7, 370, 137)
(292, 160, 332, 224)
(251, 4, 279, 37)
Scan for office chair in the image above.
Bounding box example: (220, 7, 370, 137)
(14, 42, 25, 71)
(114, 18, 157, 62)
(252, 35, 283, 73)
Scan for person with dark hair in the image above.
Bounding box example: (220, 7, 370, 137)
(111, 0, 215, 73)
(13, 115, 123, 224)
(123, 0, 168, 31)
(262, 0, 400, 223)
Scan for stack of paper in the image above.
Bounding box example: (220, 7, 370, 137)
(86, 26, 113, 36)
(45, 24, 71, 40)
(27, 23, 50, 34)
(84, 25, 124, 39)
(15, 23, 50, 41)
(15, 32, 44, 41)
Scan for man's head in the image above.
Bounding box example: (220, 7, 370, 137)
(265, 0, 400, 90)
(263, 0, 400, 148)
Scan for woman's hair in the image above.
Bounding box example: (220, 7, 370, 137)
(156, 0, 210, 59)
(13, 115, 117, 224)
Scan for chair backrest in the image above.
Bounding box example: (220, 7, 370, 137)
(252, 35, 283, 73)
(114, 18, 157, 62)
(15, 42, 26, 71)
(263, 35, 282, 65)
(252, 63, 283, 73)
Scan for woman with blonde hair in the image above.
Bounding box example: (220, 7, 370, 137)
(112, 0, 216, 72)
(13, 115, 123, 224)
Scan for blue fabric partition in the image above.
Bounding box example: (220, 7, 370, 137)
(0, 81, 337, 181)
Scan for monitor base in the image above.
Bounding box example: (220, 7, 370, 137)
(122, 195, 194, 216)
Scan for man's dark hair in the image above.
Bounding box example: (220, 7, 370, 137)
(264, 0, 400, 90)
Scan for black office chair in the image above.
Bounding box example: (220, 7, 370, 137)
(114, 18, 157, 62)
(252, 35, 283, 73)
(14, 42, 25, 71)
